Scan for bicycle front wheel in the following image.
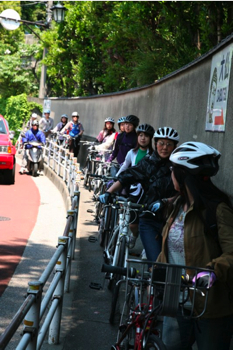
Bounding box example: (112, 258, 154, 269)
(145, 334, 167, 350)
(109, 235, 126, 324)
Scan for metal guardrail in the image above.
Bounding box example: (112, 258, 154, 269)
(43, 138, 82, 197)
(0, 140, 81, 349)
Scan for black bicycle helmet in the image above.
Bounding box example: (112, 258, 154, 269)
(154, 127, 179, 143)
(136, 124, 155, 138)
(170, 141, 221, 177)
(125, 115, 140, 127)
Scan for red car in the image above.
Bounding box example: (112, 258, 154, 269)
(0, 115, 16, 184)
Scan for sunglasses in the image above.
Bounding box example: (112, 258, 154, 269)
(157, 141, 174, 147)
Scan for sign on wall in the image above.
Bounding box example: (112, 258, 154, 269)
(205, 43, 233, 132)
(43, 99, 51, 112)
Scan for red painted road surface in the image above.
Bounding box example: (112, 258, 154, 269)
(0, 163, 40, 296)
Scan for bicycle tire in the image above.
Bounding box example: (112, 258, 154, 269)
(99, 205, 110, 247)
(109, 235, 126, 324)
(144, 334, 167, 350)
(117, 284, 139, 349)
(101, 205, 113, 249)
(83, 159, 90, 187)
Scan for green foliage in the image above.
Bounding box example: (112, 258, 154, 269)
(0, 93, 42, 143)
(1, 1, 233, 98)
(40, 1, 233, 97)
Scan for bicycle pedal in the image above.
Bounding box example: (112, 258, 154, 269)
(105, 273, 111, 279)
(89, 282, 102, 290)
(129, 252, 140, 257)
(88, 236, 98, 243)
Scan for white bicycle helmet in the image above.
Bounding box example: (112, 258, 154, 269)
(154, 127, 179, 143)
(117, 116, 126, 124)
(136, 124, 155, 137)
(72, 111, 79, 117)
(31, 113, 37, 119)
(105, 117, 115, 123)
(32, 120, 39, 126)
(125, 115, 140, 127)
(170, 141, 221, 176)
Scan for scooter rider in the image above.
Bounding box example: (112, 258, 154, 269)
(39, 109, 54, 138)
(60, 111, 84, 158)
(51, 114, 69, 145)
(19, 120, 46, 174)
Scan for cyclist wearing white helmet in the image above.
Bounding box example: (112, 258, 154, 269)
(158, 141, 233, 350)
(96, 117, 116, 143)
(25, 112, 38, 130)
(115, 123, 155, 247)
(100, 126, 179, 263)
(60, 111, 84, 158)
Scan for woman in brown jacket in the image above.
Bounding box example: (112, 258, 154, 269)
(158, 141, 233, 350)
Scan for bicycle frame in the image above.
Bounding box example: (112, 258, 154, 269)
(112, 259, 211, 350)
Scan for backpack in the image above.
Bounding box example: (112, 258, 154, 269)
(69, 123, 80, 137)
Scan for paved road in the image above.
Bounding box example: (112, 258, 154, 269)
(0, 164, 40, 296)
(0, 160, 67, 349)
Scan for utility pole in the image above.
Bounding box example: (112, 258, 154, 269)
(39, 1, 53, 99)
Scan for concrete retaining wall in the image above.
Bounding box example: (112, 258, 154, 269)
(45, 36, 233, 200)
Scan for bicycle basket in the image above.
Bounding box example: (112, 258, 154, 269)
(152, 264, 182, 317)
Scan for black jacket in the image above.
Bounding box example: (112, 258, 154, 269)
(117, 152, 177, 217)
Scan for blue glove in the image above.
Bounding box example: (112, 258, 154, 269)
(192, 271, 216, 289)
(149, 200, 164, 213)
(98, 192, 111, 204)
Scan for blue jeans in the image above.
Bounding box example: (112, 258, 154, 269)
(162, 308, 233, 350)
(139, 217, 163, 263)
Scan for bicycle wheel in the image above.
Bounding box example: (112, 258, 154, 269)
(117, 284, 140, 349)
(144, 334, 167, 350)
(83, 159, 90, 187)
(98, 205, 110, 247)
(109, 235, 126, 324)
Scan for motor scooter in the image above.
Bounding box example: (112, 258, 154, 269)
(24, 140, 44, 177)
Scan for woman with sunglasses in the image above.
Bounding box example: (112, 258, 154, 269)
(99, 126, 179, 263)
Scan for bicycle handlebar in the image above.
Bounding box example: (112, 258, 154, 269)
(101, 263, 137, 278)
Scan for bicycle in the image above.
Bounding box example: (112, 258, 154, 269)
(80, 140, 99, 189)
(99, 196, 145, 324)
(102, 259, 211, 349)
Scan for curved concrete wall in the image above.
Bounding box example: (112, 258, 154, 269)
(49, 37, 233, 200)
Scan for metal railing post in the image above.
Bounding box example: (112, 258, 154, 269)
(48, 236, 68, 345)
(64, 210, 75, 292)
(22, 281, 42, 350)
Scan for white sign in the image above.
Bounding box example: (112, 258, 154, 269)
(43, 99, 51, 112)
(205, 43, 233, 132)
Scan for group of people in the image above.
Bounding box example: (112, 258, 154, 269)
(94, 116, 233, 350)
(19, 110, 84, 174)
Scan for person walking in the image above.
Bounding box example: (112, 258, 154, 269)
(158, 141, 233, 350)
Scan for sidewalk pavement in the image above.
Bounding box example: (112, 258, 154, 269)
(46, 182, 144, 350)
